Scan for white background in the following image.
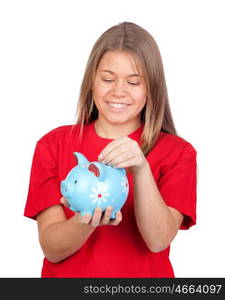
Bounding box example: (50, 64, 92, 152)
(0, 0, 224, 277)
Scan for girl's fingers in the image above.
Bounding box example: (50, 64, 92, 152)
(100, 206, 113, 225)
(75, 207, 123, 227)
(90, 207, 102, 227)
(105, 151, 136, 167)
(60, 196, 66, 205)
(109, 211, 123, 226)
(80, 213, 92, 224)
(60, 197, 70, 208)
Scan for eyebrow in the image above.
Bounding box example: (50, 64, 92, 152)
(100, 69, 141, 78)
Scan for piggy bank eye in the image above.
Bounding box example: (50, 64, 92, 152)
(74, 179, 77, 184)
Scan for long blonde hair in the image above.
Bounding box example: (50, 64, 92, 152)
(74, 22, 177, 156)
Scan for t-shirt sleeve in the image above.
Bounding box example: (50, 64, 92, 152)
(24, 139, 62, 220)
(157, 143, 197, 230)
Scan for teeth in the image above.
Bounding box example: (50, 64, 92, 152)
(108, 102, 128, 109)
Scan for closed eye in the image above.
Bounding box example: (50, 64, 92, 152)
(102, 79, 114, 83)
(102, 79, 140, 85)
(128, 82, 140, 85)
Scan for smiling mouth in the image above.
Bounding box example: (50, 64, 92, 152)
(107, 101, 131, 112)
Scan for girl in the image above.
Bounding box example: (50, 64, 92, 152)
(24, 22, 197, 277)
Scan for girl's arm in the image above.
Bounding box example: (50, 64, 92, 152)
(37, 202, 122, 263)
(133, 162, 184, 253)
(97, 137, 184, 253)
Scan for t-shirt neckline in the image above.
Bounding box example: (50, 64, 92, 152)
(90, 120, 144, 142)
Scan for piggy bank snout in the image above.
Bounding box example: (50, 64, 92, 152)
(61, 180, 72, 197)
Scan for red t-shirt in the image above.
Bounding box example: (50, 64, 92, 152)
(24, 121, 197, 278)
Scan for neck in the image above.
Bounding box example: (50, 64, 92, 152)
(95, 118, 142, 139)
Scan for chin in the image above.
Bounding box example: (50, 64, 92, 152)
(105, 116, 130, 124)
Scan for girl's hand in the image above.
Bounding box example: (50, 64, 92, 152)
(80, 207, 123, 227)
(60, 197, 122, 227)
(98, 136, 148, 174)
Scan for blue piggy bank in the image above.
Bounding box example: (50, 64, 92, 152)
(60, 152, 129, 219)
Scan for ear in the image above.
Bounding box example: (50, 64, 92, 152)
(88, 163, 105, 181)
(88, 164, 99, 177)
(73, 152, 89, 165)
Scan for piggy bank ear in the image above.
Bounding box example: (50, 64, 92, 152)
(73, 152, 89, 165)
(88, 163, 105, 181)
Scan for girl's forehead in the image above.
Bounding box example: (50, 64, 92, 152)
(97, 50, 144, 76)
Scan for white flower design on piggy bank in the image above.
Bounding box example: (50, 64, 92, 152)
(60, 152, 129, 219)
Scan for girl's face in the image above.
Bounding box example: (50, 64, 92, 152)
(92, 50, 147, 126)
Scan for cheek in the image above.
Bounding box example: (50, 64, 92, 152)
(93, 80, 110, 99)
(131, 88, 147, 105)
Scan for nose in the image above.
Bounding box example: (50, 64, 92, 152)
(61, 180, 70, 197)
(112, 81, 127, 98)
